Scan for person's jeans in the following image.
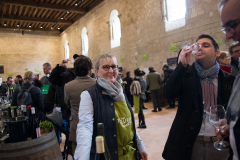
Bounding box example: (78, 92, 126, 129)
(138, 98, 146, 126)
(150, 89, 161, 111)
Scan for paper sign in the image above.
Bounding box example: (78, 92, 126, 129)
(8, 72, 13, 76)
(142, 54, 148, 61)
(169, 44, 178, 52)
(25, 68, 28, 71)
(120, 56, 125, 62)
(35, 69, 40, 73)
(143, 68, 149, 75)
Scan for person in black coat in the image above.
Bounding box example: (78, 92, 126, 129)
(11, 71, 44, 118)
(123, 71, 133, 107)
(162, 34, 232, 160)
(162, 65, 175, 109)
(48, 59, 76, 121)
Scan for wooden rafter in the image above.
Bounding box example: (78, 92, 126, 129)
(3, 0, 88, 14)
(1, 14, 73, 25)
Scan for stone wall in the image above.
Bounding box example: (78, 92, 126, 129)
(0, 31, 62, 81)
(60, 0, 234, 75)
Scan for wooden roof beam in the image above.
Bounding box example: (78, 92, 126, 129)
(1, 14, 73, 25)
(0, 25, 61, 33)
(3, 0, 88, 14)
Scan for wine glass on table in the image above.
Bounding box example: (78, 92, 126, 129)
(209, 105, 229, 151)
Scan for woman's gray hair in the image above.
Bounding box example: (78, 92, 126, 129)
(24, 71, 34, 83)
(95, 54, 117, 69)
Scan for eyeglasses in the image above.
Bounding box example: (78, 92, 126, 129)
(222, 18, 240, 34)
(100, 65, 118, 71)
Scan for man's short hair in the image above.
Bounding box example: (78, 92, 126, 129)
(163, 65, 169, 69)
(7, 77, 12, 81)
(43, 62, 51, 68)
(73, 54, 80, 60)
(16, 75, 22, 79)
(196, 34, 219, 51)
(229, 42, 239, 54)
(149, 67, 154, 72)
(74, 55, 93, 77)
(126, 71, 131, 77)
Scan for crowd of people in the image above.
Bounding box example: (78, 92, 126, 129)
(0, 0, 240, 160)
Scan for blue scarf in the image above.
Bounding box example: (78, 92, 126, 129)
(194, 61, 219, 112)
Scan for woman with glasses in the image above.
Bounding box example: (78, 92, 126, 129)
(74, 54, 148, 160)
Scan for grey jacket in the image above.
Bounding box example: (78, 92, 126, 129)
(64, 76, 96, 142)
(146, 72, 163, 90)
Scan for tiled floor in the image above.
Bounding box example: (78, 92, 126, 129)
(60, 102, 177, 160)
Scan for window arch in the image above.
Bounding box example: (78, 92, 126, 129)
(110, 9, 121, 49)
(81, 27, 89, 56)
(64, 40, 69, 59)
(163, 0, 186, 31)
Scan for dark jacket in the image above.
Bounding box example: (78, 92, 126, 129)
(123, 77, 133, 94)
(11, 83, 44, 118)
(1, 83, 14, 97)
(87, 82, 139, 160)
(230, 57, 239, 77)
(233, 118, 240, 159)
(48, 64, 76, 121)
(162, 68, 174, 84)
(162, 62, 232, 160)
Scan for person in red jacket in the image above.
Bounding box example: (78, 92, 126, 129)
(217, 51, 231, 74)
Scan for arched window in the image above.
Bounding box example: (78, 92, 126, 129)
(64, 40, 69, 59)
(81, 27, 89, 56)
(163, 0, 186, 31)
(110, 9, 121, 49)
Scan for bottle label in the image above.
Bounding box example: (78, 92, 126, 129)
(22, 106, 26, 112)
(36, 127, 41, 138)
(31, 107, 35, 114)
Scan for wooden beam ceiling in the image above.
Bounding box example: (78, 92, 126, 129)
(0, 25, 61, 33)
(1, 14, 73, 25)
(3, 0, 88, 14)
(0, 0, 104, 34)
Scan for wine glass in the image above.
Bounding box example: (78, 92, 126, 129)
(181, 41, 201, 54)
(209, 105, 229, 151)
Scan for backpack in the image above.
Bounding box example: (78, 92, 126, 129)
(130, 80, 141, 95)
(17, 86, 33, 106)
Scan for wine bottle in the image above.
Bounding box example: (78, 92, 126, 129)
(27, 105, 32, 138)
(31, 107, 38, 139)
(97, 123, 111, 160)
(7, 106, 12, 119)
(22, 105, 27, 117)
(12, 106, 17, 118)
(95, 136, 106, 160)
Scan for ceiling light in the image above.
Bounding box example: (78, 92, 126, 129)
(40, 26, 43, 28)
(61, 17, 64, 19)
(58, 28, 60, 30)
(14, 29, 15, 31)
(4, 23, 6, 26)
(51, 27, 53, 30)
(67, 10, 70, 14)
(17, 24, 19, 27)
(29, 25, 31, 28)
(75, 3, 78, 6)
(29, 30, 30, 31)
